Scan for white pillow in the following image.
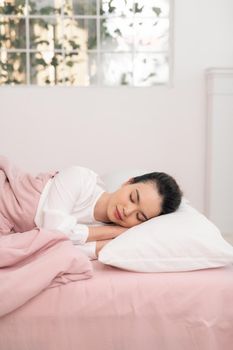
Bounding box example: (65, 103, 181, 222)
(99, 171, 233, 272)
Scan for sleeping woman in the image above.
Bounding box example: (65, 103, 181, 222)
(0, 156, 182, 260)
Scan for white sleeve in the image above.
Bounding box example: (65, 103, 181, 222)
(40, 166, 95, 245)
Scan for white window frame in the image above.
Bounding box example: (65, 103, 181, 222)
(0, 0, 174, 87)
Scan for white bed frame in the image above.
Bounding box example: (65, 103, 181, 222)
(205, 67, 233, 244)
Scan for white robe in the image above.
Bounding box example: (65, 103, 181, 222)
(34, 166, 106, 260)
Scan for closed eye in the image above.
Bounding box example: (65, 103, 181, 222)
(130, 190, 148, 222)
(130, 193, 144, 222)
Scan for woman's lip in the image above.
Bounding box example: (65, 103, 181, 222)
(115, 207, 122, 220)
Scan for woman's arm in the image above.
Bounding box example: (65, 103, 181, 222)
(79, 226, 127, 260)
(86, 225, 127, 242)
(95, 239, 112, 257)
(36, 167, 102, 245)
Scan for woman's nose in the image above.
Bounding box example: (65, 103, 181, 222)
(124, 203, 137, 217)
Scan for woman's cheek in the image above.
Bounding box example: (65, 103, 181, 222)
(124, 218, 135, 228)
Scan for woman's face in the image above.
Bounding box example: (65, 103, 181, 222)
(107, 180, 163, 228)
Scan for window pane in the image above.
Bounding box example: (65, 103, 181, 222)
(63, 51, 97, 86)
(100, 17, 169, 52)
(0, 0, 26, 15)
(100, 0, 169, 17)
(134, 0, 169, 17)
(134, 18, 169, 51)
(30, 51, 63, 85)
(133, 53, 168, 86)
(72, 0, 96, 15)
(100, 53, 133, 86)
(0, 0, 171, 86)
(30, 17, 63, 50)
(63, 18, 97, 51)
(28, 0, 63, 15)
(100, 0, 134, 16)
(0, 17, 26, 49)
(100, 17, 133, 52)
(0, 51, 26, 84)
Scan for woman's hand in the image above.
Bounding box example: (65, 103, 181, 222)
(87, 225, 128, 242)
(95, 239, 112, 257)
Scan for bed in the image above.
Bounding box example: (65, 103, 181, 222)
(0, 259, 233, 350)
(0, 159, 233, 349)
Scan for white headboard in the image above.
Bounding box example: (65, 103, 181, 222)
(206, 68, 233, 236)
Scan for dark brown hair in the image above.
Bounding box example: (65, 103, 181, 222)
(131, 172, 182, 215)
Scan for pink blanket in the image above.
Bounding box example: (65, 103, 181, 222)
(0, 155, 56, 233)
(0, 156, 93, 318)
(0, 228, 93, 317)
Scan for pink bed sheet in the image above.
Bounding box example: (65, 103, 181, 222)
(0, 260, 233, 350)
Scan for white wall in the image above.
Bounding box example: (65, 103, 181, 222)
(1, 0, 233, 213)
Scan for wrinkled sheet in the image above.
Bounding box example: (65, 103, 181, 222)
(0, 260, 233, 350)
(0, 228, 93, 317)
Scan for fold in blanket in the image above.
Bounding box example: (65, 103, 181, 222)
(0, 228, 93, 318)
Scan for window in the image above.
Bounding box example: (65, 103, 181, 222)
(0, 0, 171, 86)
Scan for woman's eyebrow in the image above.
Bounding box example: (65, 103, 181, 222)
(136, 189, 148, 220)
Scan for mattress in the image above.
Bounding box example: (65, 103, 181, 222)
(0, 260, 233, 350)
